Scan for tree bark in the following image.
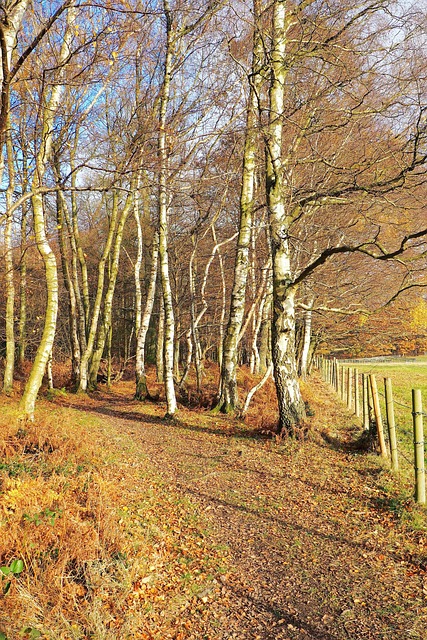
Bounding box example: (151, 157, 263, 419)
(88, 189, 134, 389)
(0, 0, 30, 393)
(266, 0, 305, 435)
(77, 192, 119, 393)
(20, 7, 75, 419)
(17, 145, 29, 369)
(157, 0, 177, 416)
(299, 298, 314, 380)
(259, 283, 272, 373)
(54, 156, 81, 383)
(215, 0, 263, 413)
(135, 223, 159, 400)
(156, 294, 165, 383)
(3, 116, 15, 394)
(69, 135, 90, 345)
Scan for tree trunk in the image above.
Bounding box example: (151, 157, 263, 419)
(156, 294, 165, 383)
(215, 226, 227, 372)
(46, 350, 54, 391)
(17, 149, 29, 369)
(0, 1, 30, 392)
(157, 0, 177, 416)
(135, 231, 159, 400)
(215, 0, 263, 413)
(20, 194, 59, 419)
(266, 0, 305, 435)
(77, 192, 119, 393)
(20, 7, 75, 419)
(54, 156, 81, 384)
(88, 189, 134, 389)
(259, 287, 272, 373)
(3, 119, 15, 394)
(70, 138, 90, 336)
(299, 299, 314, 380)
(63, 140, 88, 353)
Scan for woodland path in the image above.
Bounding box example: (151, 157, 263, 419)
(67, 377, 427, 640)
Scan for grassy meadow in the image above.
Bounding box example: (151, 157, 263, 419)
(342, 358, 427, 502)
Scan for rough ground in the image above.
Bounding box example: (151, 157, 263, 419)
(62, 375, 427, 640)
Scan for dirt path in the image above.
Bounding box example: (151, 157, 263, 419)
(67, 378, 427, 640)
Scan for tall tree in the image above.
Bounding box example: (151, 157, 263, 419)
(265, 0, 306, 433)
(0, 0, 30, 393)
(215, 0, 264, 413)
(20, 6, 76, 418)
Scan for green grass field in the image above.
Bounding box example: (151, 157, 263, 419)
(341, 359, 427, 496)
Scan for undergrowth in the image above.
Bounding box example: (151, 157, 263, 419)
(0, 396, 226, 639)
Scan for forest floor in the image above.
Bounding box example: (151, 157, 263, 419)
(1, 371, 427, 640)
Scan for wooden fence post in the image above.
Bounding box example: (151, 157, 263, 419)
(369, 374, 388, 458)
(367, 374, 375, 434)
(347, 367, 353, 411)
(354, 368, 360, 418)
(412, 389, 426, 505)
(362, 373, 369, 430)
(341, 365, 345, 402)
(384, 377, 398, 473)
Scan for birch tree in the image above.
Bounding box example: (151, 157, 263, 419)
(20, 6, 76, 419)
(152, 0, 227, 415)
(0, 0, 30, 393)
(265, 1, 306, 433)
(262, 0, 427, 433)
(215, 0, 264, 413)
(156, 0, 177, 416)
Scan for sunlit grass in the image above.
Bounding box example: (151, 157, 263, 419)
(344, 361, 427, 494)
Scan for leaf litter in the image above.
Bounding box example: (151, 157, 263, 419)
(1, 372, 426, 639)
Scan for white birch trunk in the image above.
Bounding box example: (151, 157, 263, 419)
(258, 292, 272, 373)
(215, 0, 263, 412)
(54, 158, 81, 383)
(46, 351, 54, 391)
(299, 299, 314, 380)
(17, 147, 29, 368)
(88, 190, 134, 388)
(214, 226, 227, 372)
(1, 0, 30, 393)
(157, 0, 177, 416)
(133, 176, 143, 340)
(135, 230, 159, 400)
(250, 283, 269, 375)
(266, 0, 305, 435)
(70, 141, 90, 340)
(156, 294, 165, 383)
(20, 7, 75, 419)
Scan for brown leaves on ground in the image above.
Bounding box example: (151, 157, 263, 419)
(1, 370, 426, 639)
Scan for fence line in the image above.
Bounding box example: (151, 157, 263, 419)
(315, 356, 426, 505)
(339, 357, 418, 364)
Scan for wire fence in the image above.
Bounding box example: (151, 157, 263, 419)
(315, 355, 426, 505)
(340, 357, 418, 364)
